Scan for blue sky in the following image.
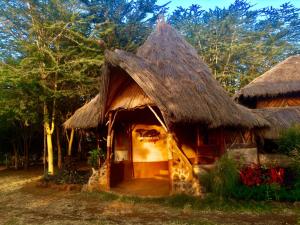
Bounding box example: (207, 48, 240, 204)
(158, 0, 300, 11)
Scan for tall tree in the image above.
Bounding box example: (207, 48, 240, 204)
(80, 0, 169, 51)
(169, 0, 300, 93)
(0, 0, 168, 173)
(0, 0, 104, 174)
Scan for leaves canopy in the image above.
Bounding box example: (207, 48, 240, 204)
(168, 0, 300, 93)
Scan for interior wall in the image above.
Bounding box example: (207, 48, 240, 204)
(132, 124, 169, 178)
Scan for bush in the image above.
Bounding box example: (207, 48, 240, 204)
(239, 164, 285, 186)
(200, 154, 239, 198)
(88, 148, 100, 168)
(277, 125, 300, 156)
(232, 183, 300, 201)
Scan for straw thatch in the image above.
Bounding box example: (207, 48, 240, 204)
(252, 107, 300, 139)
(64, 94, 101, 129)
(235, 55, 300, 101)
(64, 21, 268, 129)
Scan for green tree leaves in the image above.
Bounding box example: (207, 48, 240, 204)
(169, 0, 300, 94)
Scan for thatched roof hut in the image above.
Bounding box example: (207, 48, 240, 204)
(64, 21, 267, 129)
(252, 107, 300, 139)
(235, 55, 300, 102)
(64, 94, 101, 129)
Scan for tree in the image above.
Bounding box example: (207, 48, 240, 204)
(0, 0, 104, 174)
(168, 0, 300, 94)
(80, 0, 169, 51)
(0, 0, 168, 173)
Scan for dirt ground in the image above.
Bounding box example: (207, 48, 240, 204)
(0, 168, 299, 225)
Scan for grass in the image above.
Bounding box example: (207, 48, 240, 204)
(82, 191, 299, 214)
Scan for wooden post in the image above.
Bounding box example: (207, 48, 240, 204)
(128, 125, 134, 178)
(195, 127, 201, 165)
(167, 133, 173, 194)
(106, 112, 113, 190)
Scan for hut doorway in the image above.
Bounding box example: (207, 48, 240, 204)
(110, 109, 170, 196)
(131, 124, 169, 180)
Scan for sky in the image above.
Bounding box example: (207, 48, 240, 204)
(157, 0, 300, 11)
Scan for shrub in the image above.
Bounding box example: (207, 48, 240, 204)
(239, 163, 263, 186)
(88, 148, 100, 168)
(277, 125, 300, 156)
(200, 154, 239, 198)
(239, 164, 285, 186)
(232, 183, 300, 201)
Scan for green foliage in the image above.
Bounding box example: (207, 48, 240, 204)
(80, 0, 168, 51)
(87, 148, 100, 168)
(43, 169, 89, 184)
(232, 184, 300, 201)
(200, 154, 239, 198)
(169, 0, 300, 94)
(277, 125, 300, 156)
(0, 0, 168, 161)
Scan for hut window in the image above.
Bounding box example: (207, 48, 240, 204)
(114, 126, 130, 162)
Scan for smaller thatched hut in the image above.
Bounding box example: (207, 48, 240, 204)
(64, 20, 267, 196)
(64, 94, 101, 129)
(235, 56, 300, 153)
(234, 55, 300, 108)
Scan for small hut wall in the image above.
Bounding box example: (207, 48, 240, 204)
(174, 126, 226, 165)
(256, 96, 300, 108)
(224, 129, 256, 148)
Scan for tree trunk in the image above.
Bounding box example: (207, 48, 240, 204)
(56, 127, 62, 170)
(46, 131, 54, 175)
(67, 129, 74, 156)
(13, 143, 18, 170)
(23, 140, 29, 170)
(43, 126, 47, 174)
(44, 102, 55, 175)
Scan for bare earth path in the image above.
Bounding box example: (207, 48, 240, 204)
(0, 168, 299, 225)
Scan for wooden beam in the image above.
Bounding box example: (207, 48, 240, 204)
(167, 133, 173, 194)
(106, 112, 113, 190)
(147, 105, 168, 132)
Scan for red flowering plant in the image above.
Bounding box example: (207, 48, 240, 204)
(239, 163, 262, 186)
(268, 167, 285, 184)
(239, 163, 285, 187)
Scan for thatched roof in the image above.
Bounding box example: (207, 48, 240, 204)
(64, 21, 268, 129)
(64, 94, 101, 129)
(235, 55, 300, 101)
(252, 107, 300, 139)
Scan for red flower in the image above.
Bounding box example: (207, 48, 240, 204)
(240, 163, 262, 186)
(239, 164, 285, 186)
(268, 167, 285, 184)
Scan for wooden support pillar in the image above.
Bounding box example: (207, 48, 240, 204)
(195, 127, 202, 165)
(167, 132, 173, 194)
(128, 125, 134, 178)
(106, 112, 113, 190)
